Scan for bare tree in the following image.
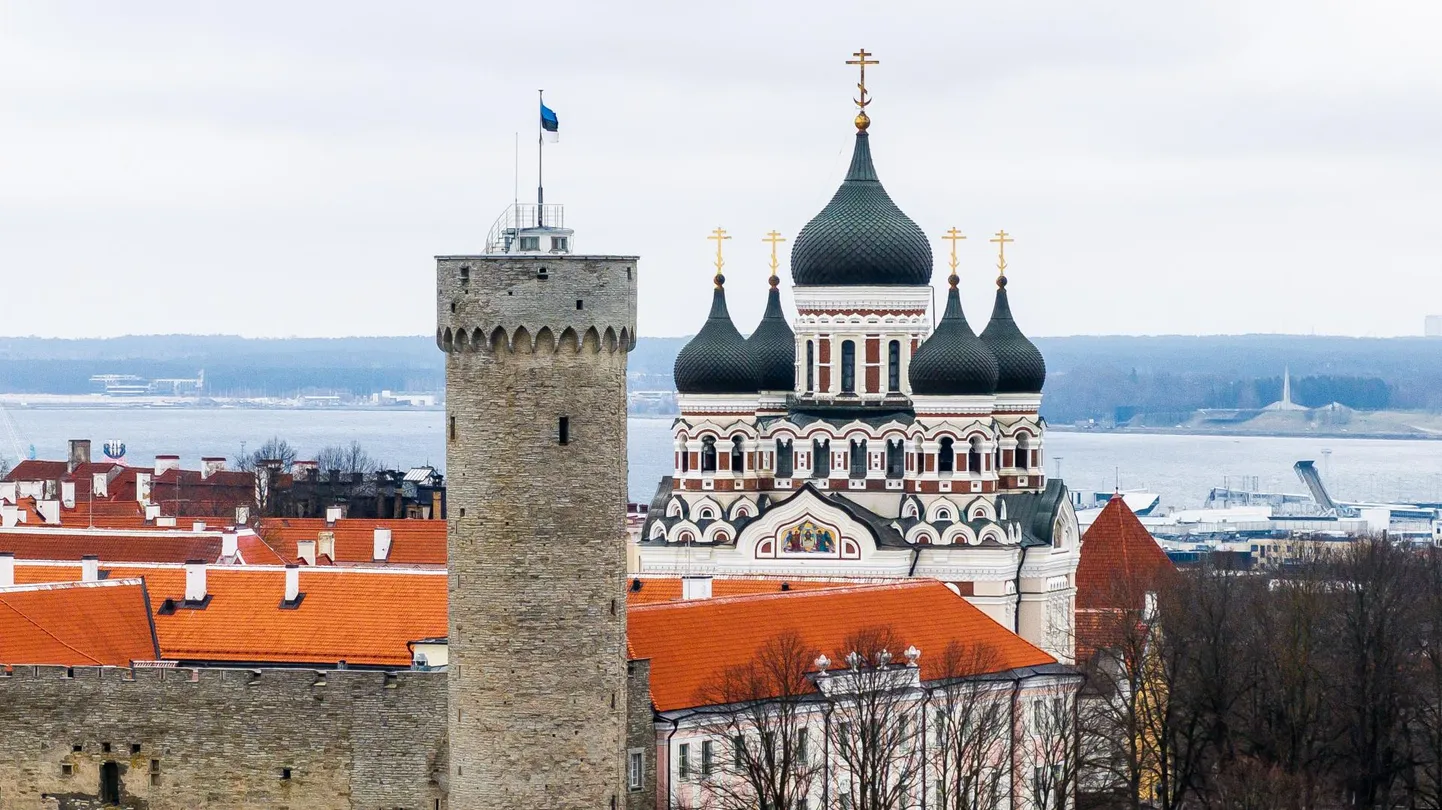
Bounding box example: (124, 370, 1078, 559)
(693, 630, 824, 810)
(1024, 686, 1080, 810)
(824, 627, 926, 810)
(233, 435, 297, 472)
(929, 641, 1011, 810)
(314, 441, 380, 475)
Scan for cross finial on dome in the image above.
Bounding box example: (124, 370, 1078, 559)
(762, 230, 786, 288)
(942, 227, 966, 288)
(845, 48, 879, 131)
(708, 226, 731, 288)
(990, 229, 1014, 287)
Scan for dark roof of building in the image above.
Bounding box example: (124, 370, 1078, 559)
(746, 286, 796, 392)
(674, 286, 757, 395)
(790, 132, 932, 287)
(772, 407, 916, 430)
(979, 277, 1046, 394)
(997, 479, 1071, 547)
(908, 285, 999, 396)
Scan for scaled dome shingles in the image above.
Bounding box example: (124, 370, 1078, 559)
(909, 286, 999, 396)
(980, 280, 1047, 394)
(746, 286, 796, 391)
(674, 287, 758, 395)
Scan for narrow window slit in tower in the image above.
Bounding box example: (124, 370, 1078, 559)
(559, 416, 570, 445)
(459, 266, 470, 284)
(449, 416, 456, 443)
(576, 299, 583, 310)
(537, 267, 549, 280)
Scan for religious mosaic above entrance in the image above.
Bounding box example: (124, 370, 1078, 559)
(783, 521, 835, 554)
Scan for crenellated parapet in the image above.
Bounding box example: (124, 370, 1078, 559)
(436, 254, 637, 355)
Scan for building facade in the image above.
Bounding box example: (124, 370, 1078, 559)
(638, 99, 1079, 663)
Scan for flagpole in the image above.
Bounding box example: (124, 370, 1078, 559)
(537, 88, 544, 226)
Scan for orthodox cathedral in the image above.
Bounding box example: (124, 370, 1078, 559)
(638, 62, 1080, 662)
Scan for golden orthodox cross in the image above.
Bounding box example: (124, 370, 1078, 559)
(762, 230, 786, 276)
(990, 229, 1014, 276)
(942, 227, 967, 274)
(708, 226, 732, 276)
(846, 48, 879, 110)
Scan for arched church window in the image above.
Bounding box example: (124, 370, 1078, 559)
(886, 439, 905, 479)
(775, 438, 794, 478)
(731, 435, 745, 474)
(938, 437, 955, 475)
(849, 439, 867, 479)
(887, 340, 901, 392)
(805, 341, 815, 393)
(701, 437, 717, 473)
(1015, 434, 1030, 470)
(813, 438, 831, 478)
(841, 340, 856, 394)
(680, 445, 690, 473)
(969, 437, 984, 475)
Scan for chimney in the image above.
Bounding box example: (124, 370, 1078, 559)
(91, 472, 108, 499)
(284, 564, 300, 603)
(192, 521, 207, 532)
(184, 560, 207, 603)
(36, 499, 61, 525)
(325, 506, 342, 526)
(154, 455, 181, 476)
(0, 552, 13, 587)
(67, 439, 91, 473)
(1, 503, 18, 528)
(81, 555, 99, 583)
(60, 480, 76, 509)
(144, 503, 161, 522)
(682, 575, 713, 601)
(235, 505, 250, 525)
(222, 532, 238, 558)
(0, 481, 15, 503)
(293, 460, 319, 480)
(317, 530, 335, 561)
(296, 539, 317, 566)
(372, 528, 393, 561)
(201, 457, 226, 480)
(135, 472, 152, 505)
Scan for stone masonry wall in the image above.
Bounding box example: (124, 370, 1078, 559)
(626, 659, 657, 810)
(440, 254, 638, 809)
(0, 665, 446, 810)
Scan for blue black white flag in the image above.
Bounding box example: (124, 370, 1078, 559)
(541, 103, 559, 143)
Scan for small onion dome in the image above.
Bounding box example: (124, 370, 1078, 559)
(908, 282, 998, 396)
(791, 132, 932, 287)
(746, 281, 795, 392)
(674, 278, 758, 395)
(979, 276, 1046, 394)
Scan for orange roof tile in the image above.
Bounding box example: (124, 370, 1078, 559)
(626, 576, 846, 605)
(259, 518, 445, 566)
(0, 529, 224, 563)
(1076, 495, 1176, 611)
(0, 579, 159, 666)
(628, 581, 1057, 712)
(16, 563, 445, 668)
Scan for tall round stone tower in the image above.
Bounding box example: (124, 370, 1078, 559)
(437, 204, 637, 808)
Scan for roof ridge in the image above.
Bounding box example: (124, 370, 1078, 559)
(629, 579, 937, 612)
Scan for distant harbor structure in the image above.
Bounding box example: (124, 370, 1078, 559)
(89, 370, 204, 397)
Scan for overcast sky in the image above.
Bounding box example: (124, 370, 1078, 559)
(4, 1, 1441, 339)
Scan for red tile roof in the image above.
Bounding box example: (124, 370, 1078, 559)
(1076, 495, 1175, 610)
(3, 460, 68, 482)
(16, 563, 446, 668)
(0, 579, 160, 666)
(628, 581, 1057, 712)
(626, 576, 846, 605)
(258, 518, 445, 566)
(0, 529, 225, 564)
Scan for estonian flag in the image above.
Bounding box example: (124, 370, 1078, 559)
(541, 102, 559, 143)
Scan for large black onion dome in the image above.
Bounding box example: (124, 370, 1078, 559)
(791, 133, 932, 286)
(746, 285, 795, 391)
(979, 277, 1046, 394)
(909, 286, 998, 396)
(674, 285, 758, 395)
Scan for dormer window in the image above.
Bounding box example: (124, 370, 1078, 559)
(519, 236, 540, 251)
(551, 236, 569, 252)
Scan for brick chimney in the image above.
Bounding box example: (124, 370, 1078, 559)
(67, 439, 91, 473)
(81, 555, 99, 583)
(184, 560, 207, 603)
(135, 472, 152, 506)
(155, 455, 181, 476)
(60, 480, 76, 509)
(0, 552, 13, 587)
(91, 472, 109, 499)
(372, 528, 393, 562)
(200, 457, 226, 480)
(235, 505, 250, 525)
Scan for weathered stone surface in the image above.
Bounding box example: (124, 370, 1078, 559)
(0, 665, 446, 810)
(439, 253, 638, 809)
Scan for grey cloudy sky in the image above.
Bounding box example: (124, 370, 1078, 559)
(4, 1, 1440, 339)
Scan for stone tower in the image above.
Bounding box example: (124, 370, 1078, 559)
(437, 205, 637, 808)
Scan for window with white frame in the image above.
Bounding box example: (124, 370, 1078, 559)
(701, 739, 714, 776)
(678, 742, 691, 779)
(627, 749, 643, 791)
